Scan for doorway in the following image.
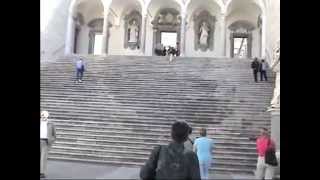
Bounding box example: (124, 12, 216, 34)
(230, 33, 252, 58)
(233, 37, 248, 58)
(161, 32, 177, 49)
(93, 34, 103, 55)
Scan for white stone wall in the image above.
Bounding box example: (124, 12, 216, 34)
(265, 0, 280, 64)
(77, 26, 90, 54)
(41, 0, 72, 61)
(145, 17, 154, 56)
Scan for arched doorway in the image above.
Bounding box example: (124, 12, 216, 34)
(68, 0, 105, 55)
(107, 0, 143, 55)
(225, 0, 263, 58)
(147, 0, 182, 56)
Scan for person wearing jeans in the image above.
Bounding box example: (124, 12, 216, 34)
(260, 59, 268, 81)
(76, 57, 85, 82)
(194, 128, 214, 179)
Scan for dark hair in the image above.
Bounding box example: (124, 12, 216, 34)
(200, 128, 207, 137)
(261, 127, 268, 131)
(171, 121, 190, 143)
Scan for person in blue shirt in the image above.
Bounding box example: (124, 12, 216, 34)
(75, 56, 85, 83)
(193, 128, 214, 179)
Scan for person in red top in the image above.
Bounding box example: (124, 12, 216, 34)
(255, 127, 276, 179)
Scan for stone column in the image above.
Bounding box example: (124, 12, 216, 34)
(101, 8, 109, 55)
(271, 109, 280, 150)
(65, 12, 75, 55)
(220, 14, 226, 57)
(261, 15, 266, 58)
(140, 11, 147, 54)
(180, 12, 186, 57)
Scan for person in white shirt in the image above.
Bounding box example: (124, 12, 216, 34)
(40, 111, 56, 178)
(260, 59, 268, 81)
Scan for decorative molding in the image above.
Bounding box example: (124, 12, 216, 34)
(193, 10, 216, 52)
(228, 20, 255, 32)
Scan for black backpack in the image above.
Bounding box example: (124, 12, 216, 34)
(155, 145, 189, 179)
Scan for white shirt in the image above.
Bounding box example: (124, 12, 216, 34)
(40, 121, 48, 139)
(261, 62, 267, 71)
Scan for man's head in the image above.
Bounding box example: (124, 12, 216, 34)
(41, 111, 49, 121)
(260, 127, 268, 136)
(171, 121, 190, 143)
(262, 59, 265, 62)
(200, 128, 207, 137)
(254, 57, 258, 61)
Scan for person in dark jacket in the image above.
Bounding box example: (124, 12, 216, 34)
(251, 57, 260, 82)
(140, 121, 201, 180)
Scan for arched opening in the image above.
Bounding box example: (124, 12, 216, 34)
(225, 0, 263, 58)
(71, 0, 104, 55)
(186, 0, 221, 56)
(107, 0, 143, 55)
(147, 0, 181, 56)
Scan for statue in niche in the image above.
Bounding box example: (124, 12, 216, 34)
(199, 22, 209, 46)
(128, 20, 139, 43)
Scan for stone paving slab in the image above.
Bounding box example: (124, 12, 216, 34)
(42, 160, 255, 179)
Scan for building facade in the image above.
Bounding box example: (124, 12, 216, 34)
(41, 0, 279, 61)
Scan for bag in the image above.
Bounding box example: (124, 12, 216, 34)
(265, 139, 278, 166)
(155, 145, 188, 179)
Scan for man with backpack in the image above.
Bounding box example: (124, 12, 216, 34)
(140, 121, 201, 180)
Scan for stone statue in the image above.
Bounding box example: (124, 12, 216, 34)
(269, 40, 280, 110)
(128, 20, 139, 43)
(199, 22, 209, 46)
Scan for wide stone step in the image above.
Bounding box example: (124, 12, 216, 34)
(41, 100, 270, 112)
(52, 141, 258, 155)
(55, 131, 255, 145)
(52, 122, 269, 135)
(41, 95, 272, 107)
(51, 119, 270, 130)
(41, 104, 271, 117)
(52, 141, 257, 154)
(55, 126, 262, 137)
(45, 111, 271, 124)
(55, 136, 256, 148)
(47, 156, 254, 175)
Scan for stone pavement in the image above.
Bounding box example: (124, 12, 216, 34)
(42, 160, 255, 179)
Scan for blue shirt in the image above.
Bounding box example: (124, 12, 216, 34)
(194, 137, 214, 163)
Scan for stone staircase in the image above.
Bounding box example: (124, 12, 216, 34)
(40, 55, 274, 175)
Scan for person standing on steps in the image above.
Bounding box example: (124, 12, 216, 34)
(75, 56, 85, 83)
(193, 128, 214, 180)
(40, 111, 56, 178)
(255, 127, 277, 179)
(259, 59, 268, 81)
(251, 57, 260, 82)
(140, 121, 201, 180)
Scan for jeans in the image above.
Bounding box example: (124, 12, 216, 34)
(199, 160, 211, 179)
(255, 156, 275, 179)
(253, 70, 258, 82)
(76, 69, 83, 80)
(260, 70, 268, 81)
